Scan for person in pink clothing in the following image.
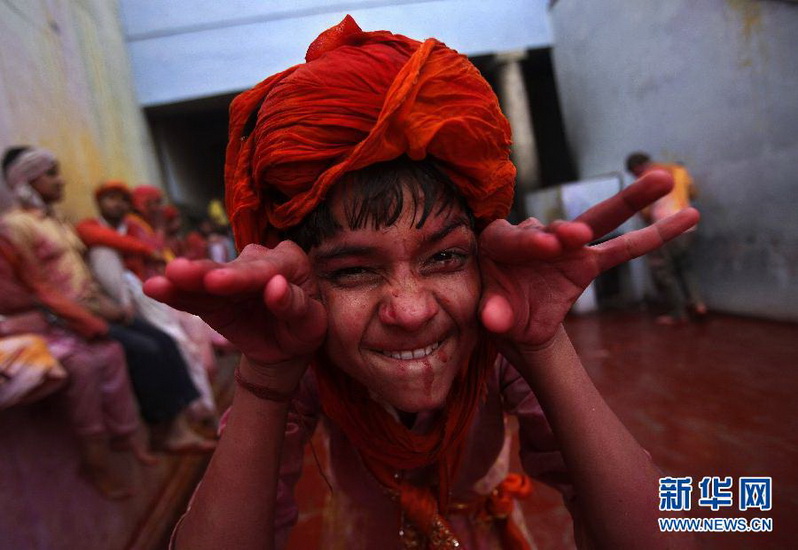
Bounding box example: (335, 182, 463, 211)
(0, 229, 155, 499)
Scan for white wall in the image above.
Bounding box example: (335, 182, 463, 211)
(119, 0, 553, 106)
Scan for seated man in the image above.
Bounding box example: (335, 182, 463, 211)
(77, 181, 219, 426)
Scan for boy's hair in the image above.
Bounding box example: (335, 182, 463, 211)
(284, 156, 474, 251)
(625, 152, 651, 173)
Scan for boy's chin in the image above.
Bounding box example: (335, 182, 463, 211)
(378, 385, 451, 415)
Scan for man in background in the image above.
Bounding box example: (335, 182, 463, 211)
(626, 151, 707, 324)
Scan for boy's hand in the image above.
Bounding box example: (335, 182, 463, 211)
(478, 170, 698, 356)
(143, 241, 327, 390)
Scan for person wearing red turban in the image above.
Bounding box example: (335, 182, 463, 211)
(127, 184, 175, 276)
(146, 17, 697, 550)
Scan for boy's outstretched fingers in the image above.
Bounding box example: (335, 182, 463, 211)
(574, 170, 674, 238)
(163, 257, 222, 293)
(142, 275, 175, 303)
(593, 207, 700, 271)
(480, 219, 564, 261)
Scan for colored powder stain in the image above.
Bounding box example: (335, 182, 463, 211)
(726, 0, 763, 41)
(422, 359, 434, 396)
(437, 348, 449, 363)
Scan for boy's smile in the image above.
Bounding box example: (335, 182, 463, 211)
(310, 186, 481, 413)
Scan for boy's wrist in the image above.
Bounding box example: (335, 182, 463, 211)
(503, 324, 570, 376)
(238, 354, 309, 396)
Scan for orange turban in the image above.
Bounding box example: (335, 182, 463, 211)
(94, 180, 132, 202)
(226, 15, 515, 250)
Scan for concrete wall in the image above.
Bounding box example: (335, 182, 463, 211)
(0, 0, 161, 221)
(550, 0, 798, 321)
(119, 0, 553, 107)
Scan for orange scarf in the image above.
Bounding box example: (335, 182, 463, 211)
(314, 335, 497, 547)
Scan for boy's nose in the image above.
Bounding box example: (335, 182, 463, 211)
(378, 278, 439, 331)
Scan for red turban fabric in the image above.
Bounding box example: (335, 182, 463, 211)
(131, 185, 163, 214)
(226, 15, 515, 250)
(162, 204, 179, 221)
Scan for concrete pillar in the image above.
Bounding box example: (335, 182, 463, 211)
(494, 50, 540, 220)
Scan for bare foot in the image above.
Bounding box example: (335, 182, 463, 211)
(158, 412, 218, 454)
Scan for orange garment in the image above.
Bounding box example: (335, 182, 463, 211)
(0, 334, 67, 408)
(644, 163, 695, 223)
(126, 213, 174, 278)
(449, 473, 534, 550)
(225, 15, 515, 249)
(128, 185, 175, 265)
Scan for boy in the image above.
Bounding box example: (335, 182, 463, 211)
(146, 17, 696, 549)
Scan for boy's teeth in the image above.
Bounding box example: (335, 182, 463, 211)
(384, 341, 440, 360)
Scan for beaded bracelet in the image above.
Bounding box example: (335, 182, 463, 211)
(234, 368, 295, 402)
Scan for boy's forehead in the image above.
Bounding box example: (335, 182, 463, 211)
(317, 202, 473, 255)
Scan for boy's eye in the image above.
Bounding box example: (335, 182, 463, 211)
(324, 266, 378, 287)
(426, 249, 468, 270)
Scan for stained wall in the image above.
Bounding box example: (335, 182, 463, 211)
(0, 0, 161, 221)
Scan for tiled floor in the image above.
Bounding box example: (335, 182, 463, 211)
(283, 310, 798, 549)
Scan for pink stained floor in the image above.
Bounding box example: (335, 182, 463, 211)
(283, 310, 798, 549)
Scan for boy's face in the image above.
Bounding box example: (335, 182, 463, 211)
(310, 186, 481, 413)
